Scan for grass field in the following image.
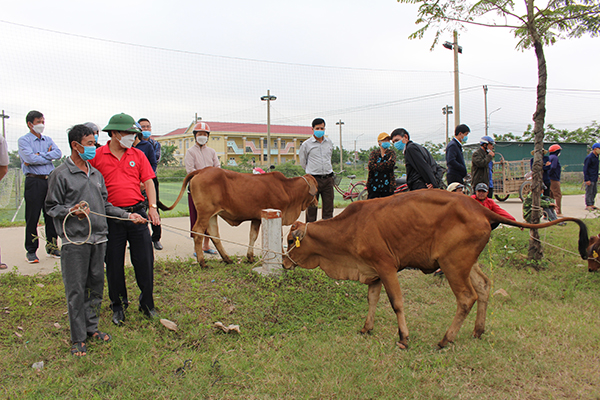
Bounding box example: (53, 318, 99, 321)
(1, 219, 599, 399)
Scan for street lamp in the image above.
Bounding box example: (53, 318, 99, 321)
(0, 110, 9, 139)
(261, 90, 277, 166)
(442, 105, 453, 148)
(336, 119, 344, 169)
(488, 108, 501, 134)
(443, 31, 462, 127)
(354, 133, 365, 169)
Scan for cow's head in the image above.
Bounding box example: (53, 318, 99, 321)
(283, 221, 309, 270)
(587, 235, 600, 272)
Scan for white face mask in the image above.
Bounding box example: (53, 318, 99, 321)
(196, 136, 208, 145)
(118, 133, 135, 149)
(32, 123, 45, 134)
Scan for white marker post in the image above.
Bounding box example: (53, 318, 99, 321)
(252, 208, 283, 276)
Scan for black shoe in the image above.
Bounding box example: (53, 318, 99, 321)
(26, 252, 39, 264)
(47, 248, 61, 258)
(153, 241, 163, 250)
(112, 310, 125, 326)
(139, 307, 159, 319)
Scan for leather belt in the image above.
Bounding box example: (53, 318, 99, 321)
(311, 173, 334, 179)
(26, 174, 48, 179)
(119, 202, 145, 213)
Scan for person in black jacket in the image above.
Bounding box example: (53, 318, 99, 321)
(390, 128, 437, 190)
(445, 124, 469, 184)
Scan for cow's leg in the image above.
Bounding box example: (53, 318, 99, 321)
(470, 263, 490, 339)
(438, 264, 479, 348)
(207, 215, 232, 264)
(192, 220, 208, 268)
(360, 279, 382, 334)
(379, 272, 409, 349)
(246, 220, 261, 263)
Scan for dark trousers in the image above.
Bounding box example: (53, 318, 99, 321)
(306, 175, 334, 222)
(151, 177, 161, 242)
(61, 243, 106, 343)
(24, 176, 57, 253)
(367, 190, 392, 200)
(487, 187, 494, 199)
(446, 174, 464, 185)
(105, 209, 154, 312)
(408, 179, 428, 191)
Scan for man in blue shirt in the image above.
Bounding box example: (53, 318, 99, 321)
(583, 143, 600, 211)
(18, 110, 62, 263)
(137, 118, 162, 250)
(445, 124, 469, 185)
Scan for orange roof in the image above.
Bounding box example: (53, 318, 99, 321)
(157, 121, 312, 137)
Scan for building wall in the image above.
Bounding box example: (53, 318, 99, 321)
(155, 131, 309, 167)
(464, 142, 587, 172)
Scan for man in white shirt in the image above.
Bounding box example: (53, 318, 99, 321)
(299, 118, 334, 222)
(184, 122, 220, 254)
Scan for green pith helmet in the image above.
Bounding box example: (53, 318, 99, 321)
(102, 113, 142, 134)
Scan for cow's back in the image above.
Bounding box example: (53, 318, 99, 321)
(189, 168, 297, 223)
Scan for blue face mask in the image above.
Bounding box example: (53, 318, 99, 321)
(462, 135, 469, 144)
(78, 145, 96, 161)
(394, 141, 405, 151)
(94, 134, 99, 143)
(313, 130, 325, 139)
(142, 130, 152, 139)
(381, 142, 391, 149)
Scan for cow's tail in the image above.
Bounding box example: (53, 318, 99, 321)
(158, 171, 200, 211)
(484, 209, 589, 259)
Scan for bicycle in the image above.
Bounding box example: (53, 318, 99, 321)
(333, 171, 366, 201)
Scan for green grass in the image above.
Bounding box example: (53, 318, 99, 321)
(1, 219, 600, 398)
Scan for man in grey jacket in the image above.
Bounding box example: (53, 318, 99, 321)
(45, 124, 145, 357)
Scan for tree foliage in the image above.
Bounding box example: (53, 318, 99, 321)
(158, 144, 178, 167)
(397, 0, 600, 261)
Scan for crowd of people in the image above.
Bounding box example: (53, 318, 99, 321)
(3, 112, 600, 357)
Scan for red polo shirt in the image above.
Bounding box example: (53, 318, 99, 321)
(90, 142, 156, 207)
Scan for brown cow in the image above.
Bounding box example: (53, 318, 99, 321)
(161, 167, 317, 267)
(283, 190, 588, 348)
(585, 234, 600, 272)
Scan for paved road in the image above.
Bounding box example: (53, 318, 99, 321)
(0, 194, 596, 276)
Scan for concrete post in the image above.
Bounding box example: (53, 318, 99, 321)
(252, 208, 283, 276)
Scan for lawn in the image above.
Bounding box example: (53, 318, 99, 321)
(1, 219, 599, 399)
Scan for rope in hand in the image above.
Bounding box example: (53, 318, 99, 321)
(62, 200, 295, 260)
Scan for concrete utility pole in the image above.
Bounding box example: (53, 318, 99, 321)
(483, 85, 489, 136)
(442, 105, 453, 147)
(443, 31, 462, 127)
(354, 133, 364, 169)
(261, 90, 277, 166)
(336, 119, 344, 168)
(0, 110, 9, 139)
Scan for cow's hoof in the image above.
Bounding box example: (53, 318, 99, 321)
(358, 328, 372, 335)
(222, 258, 233, 265)
(473, 328, 485, 339)
(246, 256, 255, 264)
(396, 341, 409, 350)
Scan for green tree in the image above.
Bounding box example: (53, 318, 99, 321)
(422, 141, 445, 162)
(158, 144, 178, 166)
(8, 150, 20, 168)
(397, 0, 600, 261)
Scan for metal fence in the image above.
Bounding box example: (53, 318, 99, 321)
(0, 168, 24, 223)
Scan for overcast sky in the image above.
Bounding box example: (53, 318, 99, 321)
(1, 0, 598, 152)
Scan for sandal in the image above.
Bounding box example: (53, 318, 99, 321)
(0, 263, 7, 270)
(71, 342, 87, 357)
(87, 331, 112, 343)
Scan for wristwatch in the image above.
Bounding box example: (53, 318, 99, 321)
(150, 204, 158, 209)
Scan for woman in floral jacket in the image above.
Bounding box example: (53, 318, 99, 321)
(367, 132, 396, 199)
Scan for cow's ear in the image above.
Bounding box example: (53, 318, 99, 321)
(590, 236, 599, 246)
(306, 176, 318, 196)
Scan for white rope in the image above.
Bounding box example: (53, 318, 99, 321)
(528, 233, 582, 258)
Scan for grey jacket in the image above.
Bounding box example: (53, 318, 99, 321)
(45, 157, 130, 245)
(471, 147, 494, 189)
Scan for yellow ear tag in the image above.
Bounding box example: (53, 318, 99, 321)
(593, 250, 598, 258)
(295, 237, 301, 248)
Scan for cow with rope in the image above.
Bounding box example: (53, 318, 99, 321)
(160, 167, 317, 268)
(283, 189, 589, 349)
